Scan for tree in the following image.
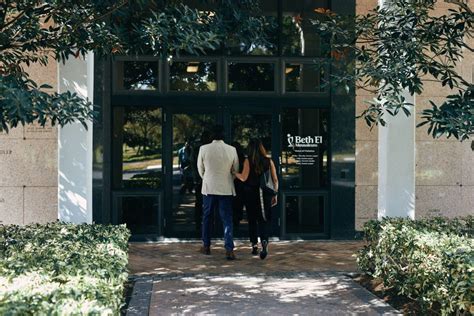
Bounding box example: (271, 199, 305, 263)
(312, 0, 473, 140)
(0, 0, 272, 131)
(123, 109, 162, 157)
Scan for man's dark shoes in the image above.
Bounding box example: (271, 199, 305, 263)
(251, 244, 259, 256)
(200, 246, 211, 255)
(226, 250, 236, 260)
(260, 241, 268, 260)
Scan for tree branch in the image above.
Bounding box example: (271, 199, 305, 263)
(0, 7, 25, 31)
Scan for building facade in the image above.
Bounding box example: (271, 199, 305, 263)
(0, 0, 472, 240)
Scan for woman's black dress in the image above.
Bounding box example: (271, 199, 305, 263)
(244, 158, 271, 245)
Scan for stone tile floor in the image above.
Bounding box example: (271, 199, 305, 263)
(127, 241, 401, 315)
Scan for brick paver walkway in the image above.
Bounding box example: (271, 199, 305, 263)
(129, 240, 362, 276)
(127, 241, 401, 315)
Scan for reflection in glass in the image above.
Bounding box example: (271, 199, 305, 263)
(231, 113, 272, 155)
(228, 63, 275, 91)
(116, 61, 158, 90)
(113, 107, 162, 189)
(281, 108, 329, 189)
(285, 63, 326, 92)
(282, 1, 328, 56)
(226, 16, 278, 56)
(171, 1, 220, 56)
(225, 0, 278, 55)
(285, 195, 325, 234)
(118, 196, 159, 234)
(169, 61, 217, 91)
(172, 113, 216, 236)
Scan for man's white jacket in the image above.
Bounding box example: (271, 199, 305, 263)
(197, 140, 239, 196)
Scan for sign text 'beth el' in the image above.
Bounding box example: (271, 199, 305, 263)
(287, 135, 323, 147)
(287, 134, 323, 166)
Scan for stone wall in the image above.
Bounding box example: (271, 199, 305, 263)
(415, 0, 474, 219)
(355, 0, 473, 230)
(0, 61, 58, 225)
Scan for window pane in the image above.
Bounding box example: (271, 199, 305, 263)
(116, 61, 158, 91)
(231, 113, 272, 155)
(225, 16, 278, 56)
(281, 108, 329, 189)
(285, 63, 326, 92)
(225, 0, 278, 55)
(285, 195, 325, 234)
(228, 63, 275, 91)
(117, 195, 159, 234)
(282, 1, 329, 56)
(169, 61, 217, 92)
(113, 107, 162, 189)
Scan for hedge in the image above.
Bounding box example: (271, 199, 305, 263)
(357, 217, 473, 315)
(0, 222, 130, 315)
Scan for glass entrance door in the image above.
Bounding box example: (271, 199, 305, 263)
(280, 107, 330, 238)
(166, 112, 217, 237)
(163, 107, 279, 239)
(229, 108, 278, 238)
(112, 106, 163, 237)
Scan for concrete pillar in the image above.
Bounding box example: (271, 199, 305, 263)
(377, 0, 416, 219)
(58, 54, 94, 223)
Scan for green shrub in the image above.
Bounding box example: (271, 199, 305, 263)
(357, 217, 473, 315)
(0, 222, 130, 315)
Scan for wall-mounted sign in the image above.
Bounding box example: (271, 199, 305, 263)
(25, 126, 53, 134)
(286, 134, 322, 166)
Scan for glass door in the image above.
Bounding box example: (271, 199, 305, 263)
(111, 106, 163, 237)
(165, 111, 218, 238)
(163, 106, 280, 239)
(227, 107, 279, 238)
(280, 107, 330, 238)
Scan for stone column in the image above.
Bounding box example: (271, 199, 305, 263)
(377, 0, 416, 219)
(58, 53, 94, 223)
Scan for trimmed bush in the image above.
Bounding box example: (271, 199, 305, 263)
(0, 222, 130, 315)
(357, 217, 473, 315)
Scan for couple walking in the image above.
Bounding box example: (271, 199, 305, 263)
(197, 125, 278, 260)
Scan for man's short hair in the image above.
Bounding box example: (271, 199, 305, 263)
(211, 124, 225, 140)
(200, 130, 211, 144)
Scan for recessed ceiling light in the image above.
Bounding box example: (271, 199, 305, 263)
(186, 63, 199, 73)
(285, 66, 296, 74)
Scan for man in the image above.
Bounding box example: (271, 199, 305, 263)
(197, 125, 239, 260)
(178, 140, 193, 194)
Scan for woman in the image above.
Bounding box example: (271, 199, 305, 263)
(235, 139, 278, 260)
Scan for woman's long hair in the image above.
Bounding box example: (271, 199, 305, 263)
(247, 138, 268, 175)
(231, 141, 245, 172)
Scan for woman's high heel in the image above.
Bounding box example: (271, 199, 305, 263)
(260, 240, 268, 260)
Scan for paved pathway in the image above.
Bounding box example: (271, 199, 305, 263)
(126, 241, 401, 315)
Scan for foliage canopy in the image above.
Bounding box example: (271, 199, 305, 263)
(313, 0, 473, 140)
(0, 0, 271, 131)
(1, 0, 472, 140)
